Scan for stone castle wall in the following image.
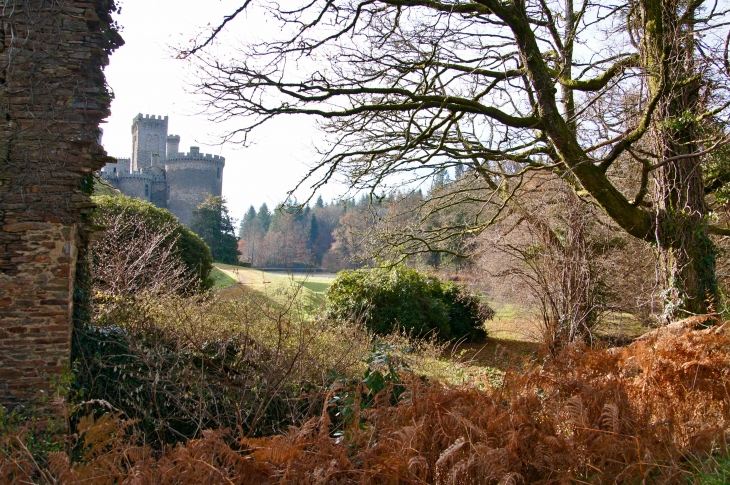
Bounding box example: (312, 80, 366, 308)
(150, 179, 167, 209)
(116, 173, 154, 204)
(0, 1, 121, 406)
(166, 148, 224, 226)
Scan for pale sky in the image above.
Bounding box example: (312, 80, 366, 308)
(102, 0, 340, 220)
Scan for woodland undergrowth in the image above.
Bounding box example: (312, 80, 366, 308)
(2, 322, 729, 484)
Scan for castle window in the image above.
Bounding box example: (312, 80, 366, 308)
(217, 167, 220, 179)
(145, 184, 149, 197)
(113, 167, 116, 173)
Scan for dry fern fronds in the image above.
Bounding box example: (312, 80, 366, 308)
(435, 436, 467, 470)
(565, 395, 590, 429)
(3, 325, 729, 484)
(600, 403, 620, 434)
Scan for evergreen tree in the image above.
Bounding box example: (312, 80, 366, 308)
(257, 203, 271, 232)
(454, 164, 465, 180)
(430, 169, 449, 193)
(190, 195, 241, 264)
(239, 205, 257, 238)
(315, 195, 325, 209)
(293, 204, 308, 226)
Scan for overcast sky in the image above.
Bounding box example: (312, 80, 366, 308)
(102, 0, 340, 220)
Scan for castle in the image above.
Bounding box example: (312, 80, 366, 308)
(100, 114, 225, 226)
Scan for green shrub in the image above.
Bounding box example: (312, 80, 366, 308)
(324, 266, 491, 342)
(72, 289, 372, 445)
(92, 195, 214, 291)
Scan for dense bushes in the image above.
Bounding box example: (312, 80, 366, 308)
(325, 266, 492, 342)
(71, 288, 374, 444)
(70, 287, 449, 446)
(91, 195, 214, 292)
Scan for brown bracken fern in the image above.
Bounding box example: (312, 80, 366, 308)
(2, 323, 729, 484)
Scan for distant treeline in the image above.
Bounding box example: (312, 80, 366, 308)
(238, 171, 466, 272)
(238, 195, 364, 271)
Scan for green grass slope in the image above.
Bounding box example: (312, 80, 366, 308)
(213, 264, 334, 318)
(209, 266, 238, 290)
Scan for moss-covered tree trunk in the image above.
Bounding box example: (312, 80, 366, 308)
(644, 0, 717, 318)
(652, 101, 717, 317)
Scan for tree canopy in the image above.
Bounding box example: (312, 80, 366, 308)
(185, 0, 730, 318)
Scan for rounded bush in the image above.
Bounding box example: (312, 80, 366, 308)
(92, 195, 214, 291)
(325, 266, 491, 342)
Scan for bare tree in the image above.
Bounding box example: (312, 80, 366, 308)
(477, 176, 623, 346)
(183, 0, 730, 319)
(90, 208, 192, 302)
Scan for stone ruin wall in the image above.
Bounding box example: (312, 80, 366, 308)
(0, 0, 121, 406)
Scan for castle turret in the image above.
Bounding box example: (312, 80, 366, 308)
(166, 135, 180, 157)
(131, 114, 169, 172)
(165, 146, 225, 225)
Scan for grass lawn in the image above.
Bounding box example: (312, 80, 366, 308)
(213, 264, 334, 318)
(592, 311, 649, 344)
(445, 302, 542, 373)
(299, 280, 331, 294)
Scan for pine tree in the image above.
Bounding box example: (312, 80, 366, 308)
(454, 164, 464, 180)
(239, 205, 257, 238)
(257, 203, 271, 233)
(191, 195, 241, 265)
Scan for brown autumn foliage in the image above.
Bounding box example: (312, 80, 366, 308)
(2, 320, 729, 484)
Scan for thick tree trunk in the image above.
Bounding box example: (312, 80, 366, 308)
(644, 0, 718, 319)
(654, 165, 717, 318)
(652, 98, 717, 317)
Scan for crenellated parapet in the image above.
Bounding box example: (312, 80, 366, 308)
(116, 172, 161, 181)
(166, 146, 225, 166)
(133, 113, 169, 123)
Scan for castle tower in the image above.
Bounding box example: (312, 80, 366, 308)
(167, 135, 180, 157)
(117, 172, 155, 203)
(131, 114, 169, 172)
(165, 146, 225, 225)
